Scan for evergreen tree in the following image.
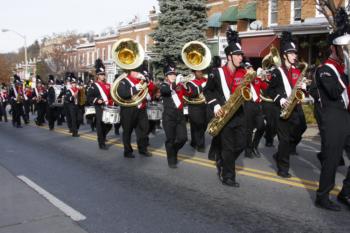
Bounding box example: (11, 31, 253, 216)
(150, 0, 207, 73)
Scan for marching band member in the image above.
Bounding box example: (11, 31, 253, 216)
(203, 29, 247, 187)
(186, 69, 208, 153)
(23, 80, 33, 124)
(0, 83, 8, 122)
(64, 76, 80, 137)
(117, 66, 155, 158)
(86, 77, 96, 132)
(266, 31, 307, 178)
(87, 59, 113, 150)
(160, 63, 188, 168)
(244, 63, 267, 158)
(314, 8, 350, 211)
(47, 75, 58, 130)
(9, 75, 24, 128)
(33, 76, 48, 126)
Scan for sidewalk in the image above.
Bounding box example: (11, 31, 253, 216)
(0, 165, 88, 233)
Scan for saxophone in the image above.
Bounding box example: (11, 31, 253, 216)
(207, 69, 256, 137)
(280, 62, 308, 120)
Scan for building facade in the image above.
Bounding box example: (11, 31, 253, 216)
(61, 0, 347, 81)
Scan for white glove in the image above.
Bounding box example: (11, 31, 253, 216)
(175, 74, 183, 85)
(214, 104, 221, 114)
(135, 83, 143, 91)
(280, 98, 287, 107)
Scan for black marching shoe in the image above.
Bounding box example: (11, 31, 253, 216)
(277, 171, 292, 178)
(222, 178, 240, 188)
(265, 142, 274, 147)
(98, 143, 107, 150)
(315, 198, 341, 211)
(168, 163, 177, 169)
(245, 149, 254, 159)
(252, 148, 262, 158)
(196, 146, 205, 153)
(337, 194, 350, 209)
(124, 153, 135, 158)
(72, 132, 80, 137)
(140, 151, 152, 157)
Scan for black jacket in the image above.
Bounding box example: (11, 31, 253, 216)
(315, 64, 349, 111)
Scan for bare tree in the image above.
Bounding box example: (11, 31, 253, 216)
(41, 31, 80, 75)
(315, 0, 345, 29)
(0, 55, 13, 84)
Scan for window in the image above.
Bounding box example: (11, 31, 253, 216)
(97, 48, 100, 59)
(108, 44, 112, 60)
(269, 0, 278, 26)
(86, 52, 90, 65)
(291, 0, 302, 23)
(102, 48, 106, 61)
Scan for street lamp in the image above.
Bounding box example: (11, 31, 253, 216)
(1, 28, 28, 79)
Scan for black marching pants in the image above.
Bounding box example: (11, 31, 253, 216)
(219, 112, 246, 180)
(163, 110, 187, 165)
(189, 104, 207, 149)
(12, 102, 24, 127)
(95, 106, 112, 145)
(244, 101, 265, 151)
(120, 107, 149, 155)
(262, 102, 279, 145)
(67, 104, 80, 134)
(36, 102, 47, 125)
(275, 105, 306, 173)
(317, 108, 350, 200)
(0, 101, 7, 121)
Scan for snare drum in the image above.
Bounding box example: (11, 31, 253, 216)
(84, 106, 96, 116)
(147, 103, 163, 120)
(102, 106, 120, 124)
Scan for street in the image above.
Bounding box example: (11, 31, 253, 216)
(0, 120, 349, 233)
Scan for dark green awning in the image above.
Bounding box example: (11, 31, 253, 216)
(220, 6, 238, 22)
(237, 2, 256, 20)
(207, 13, 222, 28)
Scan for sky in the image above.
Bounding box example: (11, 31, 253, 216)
(0, 0, 158, 53)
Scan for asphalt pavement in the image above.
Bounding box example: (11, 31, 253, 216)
(0, 118, 349, 233)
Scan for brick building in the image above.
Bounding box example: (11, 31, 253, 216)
(63, 0, 348, 81)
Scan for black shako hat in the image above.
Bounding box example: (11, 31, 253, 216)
(95, 59, 105, 75)
(224, 28, 243, 56)
(328, 7, 350, 45)
(48, 75, 55, 84)
(163, 63, 176, 76)
(281, 31, 297, 54)
(13, 74, 21, 85)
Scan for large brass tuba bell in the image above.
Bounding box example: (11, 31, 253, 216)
(181, 41, 212, 71)
(110, 38, 148, 107)
(262, 46, 281, 70)
(181, 41, 211, 105)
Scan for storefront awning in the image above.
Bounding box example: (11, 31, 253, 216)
(220, 6, 238, 22)
(207, 13, 222, 28)
(241, 35, 278, 58)
(237, 2, 256, 20)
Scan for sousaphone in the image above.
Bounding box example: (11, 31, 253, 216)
(111, 38, 148, 107)
(181, 41, 211, 104)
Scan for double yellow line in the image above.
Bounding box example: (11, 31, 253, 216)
(36, 124, 341, 195)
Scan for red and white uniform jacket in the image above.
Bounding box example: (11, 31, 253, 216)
(0, 89, 8, 102)
(250, 77, 268, 103)
(186, 77, 207, 99)
(117, 74, 155, 109)
(160, 81, 187, 111)
(204, 64, 247, 113)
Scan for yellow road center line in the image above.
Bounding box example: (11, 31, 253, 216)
(30, 123, 341, 195)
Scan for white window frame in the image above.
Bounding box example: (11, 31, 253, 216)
(268, 0, 278, 26)
(291, 0, 302, 24)
(107, 44, 112, 60)
(144, 35, 149, 52)
(102, 48, 105, 61)
(86, 52, 90, 65)
(92, 51, 95, 63)
(97, 48, 100, 59)
(315, 0, 324, 17)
